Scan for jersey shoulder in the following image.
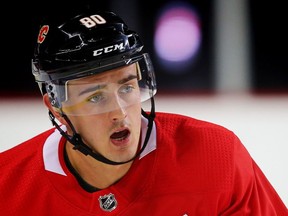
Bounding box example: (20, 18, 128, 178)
(154, 111, 235, 138)
(153, 112, 243, 192)
(154, 111, 239, 166)
(0, 127, 56, 168)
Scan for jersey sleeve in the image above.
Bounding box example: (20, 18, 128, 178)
(222, 135, 288, 215)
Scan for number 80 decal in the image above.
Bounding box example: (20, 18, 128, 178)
(80, 15, 107, 28)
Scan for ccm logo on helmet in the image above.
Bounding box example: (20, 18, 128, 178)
(93, 43, 125, 56)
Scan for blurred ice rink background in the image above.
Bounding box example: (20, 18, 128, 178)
(0, 93, 287, 206)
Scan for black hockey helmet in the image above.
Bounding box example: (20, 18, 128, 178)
(32, 10, 156, 111)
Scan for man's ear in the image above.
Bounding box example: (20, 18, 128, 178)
(43, 94, 67, 125)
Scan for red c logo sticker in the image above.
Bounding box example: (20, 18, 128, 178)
(37, 25, 49, 44)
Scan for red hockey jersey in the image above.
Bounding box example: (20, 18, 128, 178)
(0, 112, 287, 215)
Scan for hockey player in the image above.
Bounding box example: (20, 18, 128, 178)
(0, 7, 287, 215)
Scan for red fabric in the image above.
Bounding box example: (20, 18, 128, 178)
(0, 112, 287, 215)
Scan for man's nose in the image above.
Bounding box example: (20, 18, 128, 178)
(109, 96, 127, 122)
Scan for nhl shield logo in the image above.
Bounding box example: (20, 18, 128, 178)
(98, 193, 117, 212)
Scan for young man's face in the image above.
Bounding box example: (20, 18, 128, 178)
(61, 63, 142, 163)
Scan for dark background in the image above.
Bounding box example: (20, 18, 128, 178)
(1, 0, 287, 97)
(248, 1, 288, 92)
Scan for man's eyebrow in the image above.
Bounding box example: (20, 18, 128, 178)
(77, 74, 138, 96)
(118, 74, 138, 84)
(78, 84, 106, 96)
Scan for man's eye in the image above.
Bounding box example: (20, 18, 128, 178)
(120, 85, 134, 94)
(88, 93, 105, 103)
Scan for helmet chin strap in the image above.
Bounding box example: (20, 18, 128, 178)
(48, 97, 155, 166)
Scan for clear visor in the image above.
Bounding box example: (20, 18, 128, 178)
(46, 53, 156, 116)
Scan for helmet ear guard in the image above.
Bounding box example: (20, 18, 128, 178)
(136, 54, 157, 102)
(45, 82, 64, 109)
